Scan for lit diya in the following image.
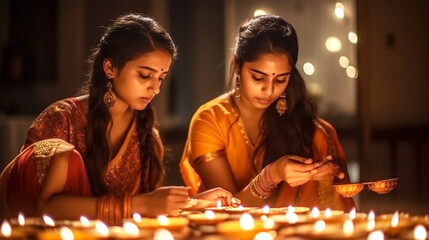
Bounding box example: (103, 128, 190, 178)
(375, 211, 414, 237)
(131, 214, 189, 231)
(1, 220, 27, 240)
(187, 210, 229, 225)
(249, 205, 310, 216)
(217, 213, 277, 240)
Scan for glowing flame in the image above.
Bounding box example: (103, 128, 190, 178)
(80, 216, 90, 227)
(239, 213, 255, 231)
(368, 211, 375, 221)
(391, 211, 399, 227)
(60, 227, 74, 240)
(367, 230, 385, 240)
(1, 220, 11, 237)
(262, 205, 270, 214)
(314, 220, 326, 233)
(414, 224, 427, 240)
(367, 220, 375, 231)
(287, 205, 294, 212)
(157, 215, 169, 226)
(349, 207, 356, 220)
(263, 219, 275, 229)
(43, 215, 55, 227)
(216, 200, 222, 209)
(133, 213, 142, 222)
(95, 220, 109, 237)
(324, 208, 332, 217)
(123, 222, 139, 237)
(343, 219, 354, 236)
(204, 210, 215, 220)
(286, 211, 298, 224)
(311, 207, 320, 218)
(254, 232, 273, 240)
(237, 205, 244, 210)
(154, 228, 174, 240)
(18, 212, 25, 226)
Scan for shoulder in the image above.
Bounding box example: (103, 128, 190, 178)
(314, 118, 338, 136)
(191, 94, 236, 122)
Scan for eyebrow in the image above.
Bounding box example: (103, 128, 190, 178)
(250, 68, 290, 76)
(138, 66, 169, 74)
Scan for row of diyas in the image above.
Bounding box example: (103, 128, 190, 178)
(1, 205, 428, 240)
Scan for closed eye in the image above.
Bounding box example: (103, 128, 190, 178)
(139, 73, 151, 79)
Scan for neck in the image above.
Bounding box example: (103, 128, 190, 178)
(234, 98, 264, 122)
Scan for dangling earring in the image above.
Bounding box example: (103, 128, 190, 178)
(276, 92, 287, 116)
(234, 76, 241, 100)
(103, 78, 116, 108)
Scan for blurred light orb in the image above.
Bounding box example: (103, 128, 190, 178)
(348, 32, 358, 44)
(339, 56, 349, 68)
(254, 9, 267, 16)
(303, 62, 315, 75)
(325, 37, 342, 52)
(346, 65, 358, 79)
(335, 2, 345, 18)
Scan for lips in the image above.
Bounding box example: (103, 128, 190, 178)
(256, 98, 271, 105)
(140, 97, 153, 103)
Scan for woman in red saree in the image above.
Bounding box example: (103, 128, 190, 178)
(180, 15, 355, 211)
(0, 13, 238, 224)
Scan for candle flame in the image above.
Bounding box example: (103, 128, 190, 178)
(343, 219, 354, 236)
(216, 199, 222, 208)
(287, 205, 294, 212)
(43, 214, 55, 226)
(367, 230, 385, 240)
(391, 211, 399, 227)
(324, 208, 332, 217)
(260, 215, 268, 221)
(286, 211, 298, 224)
(262, 205, 270, 214)
(18, 212, 25, 226)
(123, 222, 139, 237)
(414, 224, 427, 240)
(133, 213, 142, 222)
(1, 220, 11, 237)
(263, 219, 275, 229)
(157, 215, 169, 226)
(237, 205, 244, 210)
(204, 210, 215, 220)
(254, 232, 273, 240)
(239, 213, 255, 231)
(60, 226, 74, 240)
(80, 216, 90, 227)
(95, 220, 109, 236)
(311, 207, 320, 218)
(349, 207, 356, 220)
(314, 220, 325, 233)
(368, 210, 375, 221)
(367, 220, 375, 231)
(154, 228, 174, 240)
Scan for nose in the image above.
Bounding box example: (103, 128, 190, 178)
(262, 81, 274, 96)
(148, 78, 161, 95)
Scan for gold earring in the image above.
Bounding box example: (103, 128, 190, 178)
(234, 76, 241, 100)
(103, 79, 116, 108)
(276, 92, 287, 116)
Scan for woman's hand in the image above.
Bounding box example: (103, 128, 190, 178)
(312, 155, 345, 181)
(272, 155, 320, 187)
(191, 187, 241, 208)
(132, 186, 191, 216)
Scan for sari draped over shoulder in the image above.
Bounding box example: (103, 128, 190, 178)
(0, 98, 146, 218)
(179, 96, 355, 211)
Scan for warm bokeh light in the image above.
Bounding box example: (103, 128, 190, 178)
(60, 227, 74, 240)
(346, 65, 358, 79)
(367, 230, 385, 240)
(254, 9, 267, 16)
(339, 56, 349, 68)
(204, 210, 215, 220)
(286, 211, 298, 224)
(335, 2, 345, 18)
(343, 219, 354, 236)
(43, 215, 55, 227)
(18, 212, 25, 226)
(311, 207, 320, 218)
(254, 232, 273, 240)
(314, 220, 326, 233)
(80, 216, 90, 227)
(349, 207, 356, 220)
(325, 37, 342, 52)
(324, 208, 332, 217)
(303, 62, 315, 75)
(414, 224, 427, 240)
(239, 213, 255, 231)
(348, 31, 358, 44)
(95, 220, 109, 237)
(391, 211, 399, 227)
(216, 199, 222, 208)
(1, 220, 11, 237)
(133, 213, 142, 222)
(262, 205, 270, 214)
(157, 215, 169, 226)
(123, 222, 140, 237)
(154, 228, 174, 240)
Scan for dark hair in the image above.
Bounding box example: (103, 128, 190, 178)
(79, 13, 177, 196)
(228, 15, 317, 171)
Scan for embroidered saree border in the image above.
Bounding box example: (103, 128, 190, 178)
(191, 149, 226, 168)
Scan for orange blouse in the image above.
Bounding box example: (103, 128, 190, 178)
(180, 95, 355, 211)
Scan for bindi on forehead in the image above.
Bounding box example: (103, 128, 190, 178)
(161, 68, 164, 72)
(272, 73, 275, 76)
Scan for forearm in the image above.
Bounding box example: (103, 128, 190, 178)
(42, 195, 98, 220)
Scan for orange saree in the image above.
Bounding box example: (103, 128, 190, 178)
(0, 98, 147, 218)
(180, 96, 355, 211)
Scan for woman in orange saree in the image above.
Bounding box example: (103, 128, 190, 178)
(180, 15, 355, 211)
(0, 13, 237, 224)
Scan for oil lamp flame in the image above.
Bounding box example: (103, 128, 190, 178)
(157, 215, 169, 226)
(216, 200, 222, 208)
(239, 213, 255, 231)
(311, 207, 320, 218)
(60, 227, 74, 240)
(286, 211, 298, 224)
(1, 220, 11, 237)
(154, 228, 174, 240)
(368, 210, 375, 220)
(262, 205, 270, 214)
(324, 208, 332, 217)
(204, 210, 215, 220)
(43, 214, 55, 226)
(413, 224, 427, 240)
(349, 207, 356, 220)
(287, 205, 295, 212)
(18, 212, 25, 226)
(80, 216, 90, 227)
(133, 213, 142, 222)
(95, 220, 109, 236)
(314, 220, 325, 233)
(237, 205, 244, 210)
(254, 232, 273, 240)
(391, 211, 399, 227)
(123, 222, 139, 237)
(367, 230, 385, 240)
(343, 219, 354, 236)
